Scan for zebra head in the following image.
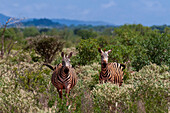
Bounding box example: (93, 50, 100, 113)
(98, 48, 112, 65)
(61, 52, 72, 68)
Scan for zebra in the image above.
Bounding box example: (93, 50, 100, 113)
(43, 52, 77, 105)
(98, 48, 126, 86)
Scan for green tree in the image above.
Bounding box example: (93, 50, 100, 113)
(76, 38, 99, 65)
(46, 28, 59, 36)
(23, 27, 40, 37)
(28, 35, 64, 63)
(132, 33, 170, 71)
(76, 29, 97, 39)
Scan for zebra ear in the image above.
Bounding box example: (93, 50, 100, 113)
(61, 52, 64, 57)
(98, 48, 103, 53)
(68, 52, 73, 58)
(107, 49, 112, 54)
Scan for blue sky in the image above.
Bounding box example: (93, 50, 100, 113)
(0, 0, 169, 26)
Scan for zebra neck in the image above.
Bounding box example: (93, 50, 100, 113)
(61, 66, 70, 78)
(101, 63, 108, 74)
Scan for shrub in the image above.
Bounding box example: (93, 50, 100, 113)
(97, 36, 110, 48)
(91, 63, 169, 112)
(76, 38, 99, 65)
(0, 62, 45, 112)
(104, 43, 133, 63)
(23, 27, 40, 37)
(91, 83, 129, 112)
(29, 35, 64, 63)
(75, 29, 97, 39)
(126, 63, 169, 112)
(0, 61, 60, 112)
(132, 33, 170, 71)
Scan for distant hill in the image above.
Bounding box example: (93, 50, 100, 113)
(52, 19, 112, 26)
(0, 13, 113, 27)
(20, 18, 65, 28)
(0, 13, 10, 25)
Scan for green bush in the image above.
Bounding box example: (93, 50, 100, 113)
(76, 38, 99, 65)
(23, 27, 40, 37)
(1, 24, 169, 113)
(91, 63, 169, 112)
(132, 33, 170, 71)
(97, 36, 110, 48)
(104, 43, 133, 63)
(75, 29, 97, 39)
(0, 62, 45, 112)
(126, 63, 169, 112)
(28, 35, 64, 63)
(91, 83, 129, 112)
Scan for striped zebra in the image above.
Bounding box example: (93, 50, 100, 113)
(43, 52, 77, 105)
(98, 48, 125, 86)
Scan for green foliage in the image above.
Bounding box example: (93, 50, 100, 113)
(1, 24, 170, 113)
(23, 26, 40, 37)
(91, 63, 169, 112)
(0, 62, 48, 112)
(132, 33, 170, 71)
(0, 28, 16, 39)
(102, 27, 114, 36)
(97, 36, 110, 48)
(75, 29, 97, 39)
(30, 51, 41, 62)
(29, 35, 64, 63)
(88, 73, 99, 90)
(46, 28, 59, 36)
(76, 38, 99, 65)
(104, 43, 132, 63)
(126, 64, 169, 112)
(151, 24, 170, 33)
(92, 82, 128, 112)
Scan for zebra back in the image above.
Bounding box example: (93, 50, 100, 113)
(69, 68, 77, 89)
(51, 63, 62, 88)
(108, 62, 125, 85)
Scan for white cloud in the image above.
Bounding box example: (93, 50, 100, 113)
(101, 1, 115, 9)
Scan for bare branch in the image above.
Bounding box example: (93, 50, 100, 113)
(0, 17, 24, 59)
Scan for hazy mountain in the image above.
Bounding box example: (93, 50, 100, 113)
(20, 18, 65, 28)
(52, 19, 113, 26)
(0, 13, 113, 27)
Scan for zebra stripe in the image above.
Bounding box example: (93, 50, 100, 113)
(99, 62, 125, 86)
(44, 62, 77, 106)
(51, 63, 77, 90)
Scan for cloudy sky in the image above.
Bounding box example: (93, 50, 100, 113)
(0, 0, 169, 25)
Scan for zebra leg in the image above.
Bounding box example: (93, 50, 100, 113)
(57, 89, 63, 99)
(66, 85, 71, 106)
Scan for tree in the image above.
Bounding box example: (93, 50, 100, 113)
(29, 35, 64, 63)
(0, 18, 21, 59)
(75, 29, 97, 39)
(23, 27, 40, 37)
(76, 38, 99, 65)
